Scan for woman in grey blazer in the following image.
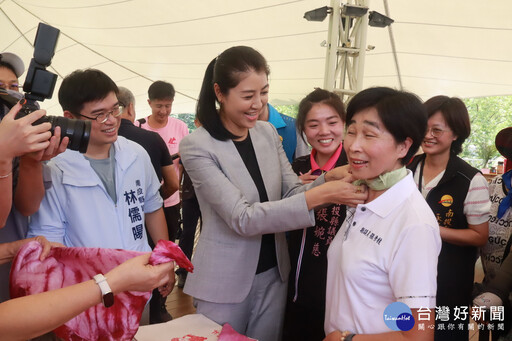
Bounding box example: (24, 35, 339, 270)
(179, 46, 367, 341)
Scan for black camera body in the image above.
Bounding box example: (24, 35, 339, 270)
(1, 23, 91, 153)
(17, 99, 91, 153)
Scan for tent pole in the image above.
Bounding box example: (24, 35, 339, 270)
(384, 0, 402, 90)
(323, 0, 341, 91)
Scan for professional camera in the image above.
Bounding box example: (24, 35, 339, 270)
(0, 23, 90, 153)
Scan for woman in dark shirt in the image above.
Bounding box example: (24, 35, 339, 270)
(283, 89, 347, 341)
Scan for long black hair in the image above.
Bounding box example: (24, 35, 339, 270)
(196, 46, 270, 141)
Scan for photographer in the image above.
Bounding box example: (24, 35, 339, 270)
(0, 51, 68, 224)
(0, 52, 23, 92)
(0, 101, 69, 220)
(0, 96, 68, 304)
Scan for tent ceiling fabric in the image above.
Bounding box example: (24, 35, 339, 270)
(1, 0, 512, 116)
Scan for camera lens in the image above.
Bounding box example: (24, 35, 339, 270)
(46, 116, 91, 153)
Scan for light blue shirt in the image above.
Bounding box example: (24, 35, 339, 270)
(267, 104, 287, 129)
(266, 104, 309, 163)
(28, 136, 163, 252)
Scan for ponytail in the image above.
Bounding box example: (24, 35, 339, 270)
(197, 46, 269, 141)
(196, 58, 239, 141)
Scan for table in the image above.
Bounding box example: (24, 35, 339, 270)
(134, 314, 221, 341)
(483, 173, 500, 183)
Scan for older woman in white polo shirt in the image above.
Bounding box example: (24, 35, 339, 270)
(324, 87, 442, 341)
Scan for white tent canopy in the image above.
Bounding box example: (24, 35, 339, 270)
(1, 0, 512, 117)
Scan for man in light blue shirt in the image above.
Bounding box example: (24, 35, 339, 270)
(27, 69, 174, 303)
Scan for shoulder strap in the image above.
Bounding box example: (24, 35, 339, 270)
(136, 118, 146, 127)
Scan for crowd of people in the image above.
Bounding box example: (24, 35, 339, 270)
(0, 44, 511, 341)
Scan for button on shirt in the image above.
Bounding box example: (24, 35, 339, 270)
(325, 171, 442, 334)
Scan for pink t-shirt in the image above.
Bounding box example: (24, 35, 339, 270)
(140, 116, 189, 206)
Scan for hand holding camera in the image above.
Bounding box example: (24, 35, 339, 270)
(0, 23, 90, 155)
(0, 101, 65, 161)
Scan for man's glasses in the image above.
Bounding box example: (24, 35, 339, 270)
(77, 105, 122, 124)
(426, 127, 449, 138)
(0, 82, 20, 91)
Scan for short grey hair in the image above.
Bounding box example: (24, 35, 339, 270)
(117, 86, 135, 107)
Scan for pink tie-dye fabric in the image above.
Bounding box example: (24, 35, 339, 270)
(149, 239, 193, 272)
(10, 240, 193, 341)
(218, 324, 257, 341)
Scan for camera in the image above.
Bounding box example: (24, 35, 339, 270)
(0, 23, 90, 153)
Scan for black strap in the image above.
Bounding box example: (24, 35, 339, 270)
(136, 118, 146, 127)
(418, 157, 425, 192)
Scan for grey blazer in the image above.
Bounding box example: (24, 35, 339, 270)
(179, 121, 325, 303)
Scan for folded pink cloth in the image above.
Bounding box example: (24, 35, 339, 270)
(10, 240, 193, 341)
(218, 323, 257, 341)
(149, 239, 193, 272)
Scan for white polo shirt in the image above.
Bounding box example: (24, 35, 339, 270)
(325, 171, 441, 334)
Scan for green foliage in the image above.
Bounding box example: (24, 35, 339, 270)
(274, 105, 299, 118)
(462, 96, 512, 169)
(171, 113, 196, 132)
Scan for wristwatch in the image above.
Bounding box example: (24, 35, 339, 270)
(93, 274, 114, 308)
(346, 334, 356, 341)
(342, 334, 356, 341)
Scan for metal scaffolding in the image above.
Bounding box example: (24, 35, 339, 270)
(323, 0, 369, 103)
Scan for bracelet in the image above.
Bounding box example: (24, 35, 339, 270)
(0, 171, 12, 179)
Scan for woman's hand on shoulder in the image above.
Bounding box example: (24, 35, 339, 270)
(327, 180, 367, 207)
(325, 165, 355, 183)
(306, 180, 367, 209)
